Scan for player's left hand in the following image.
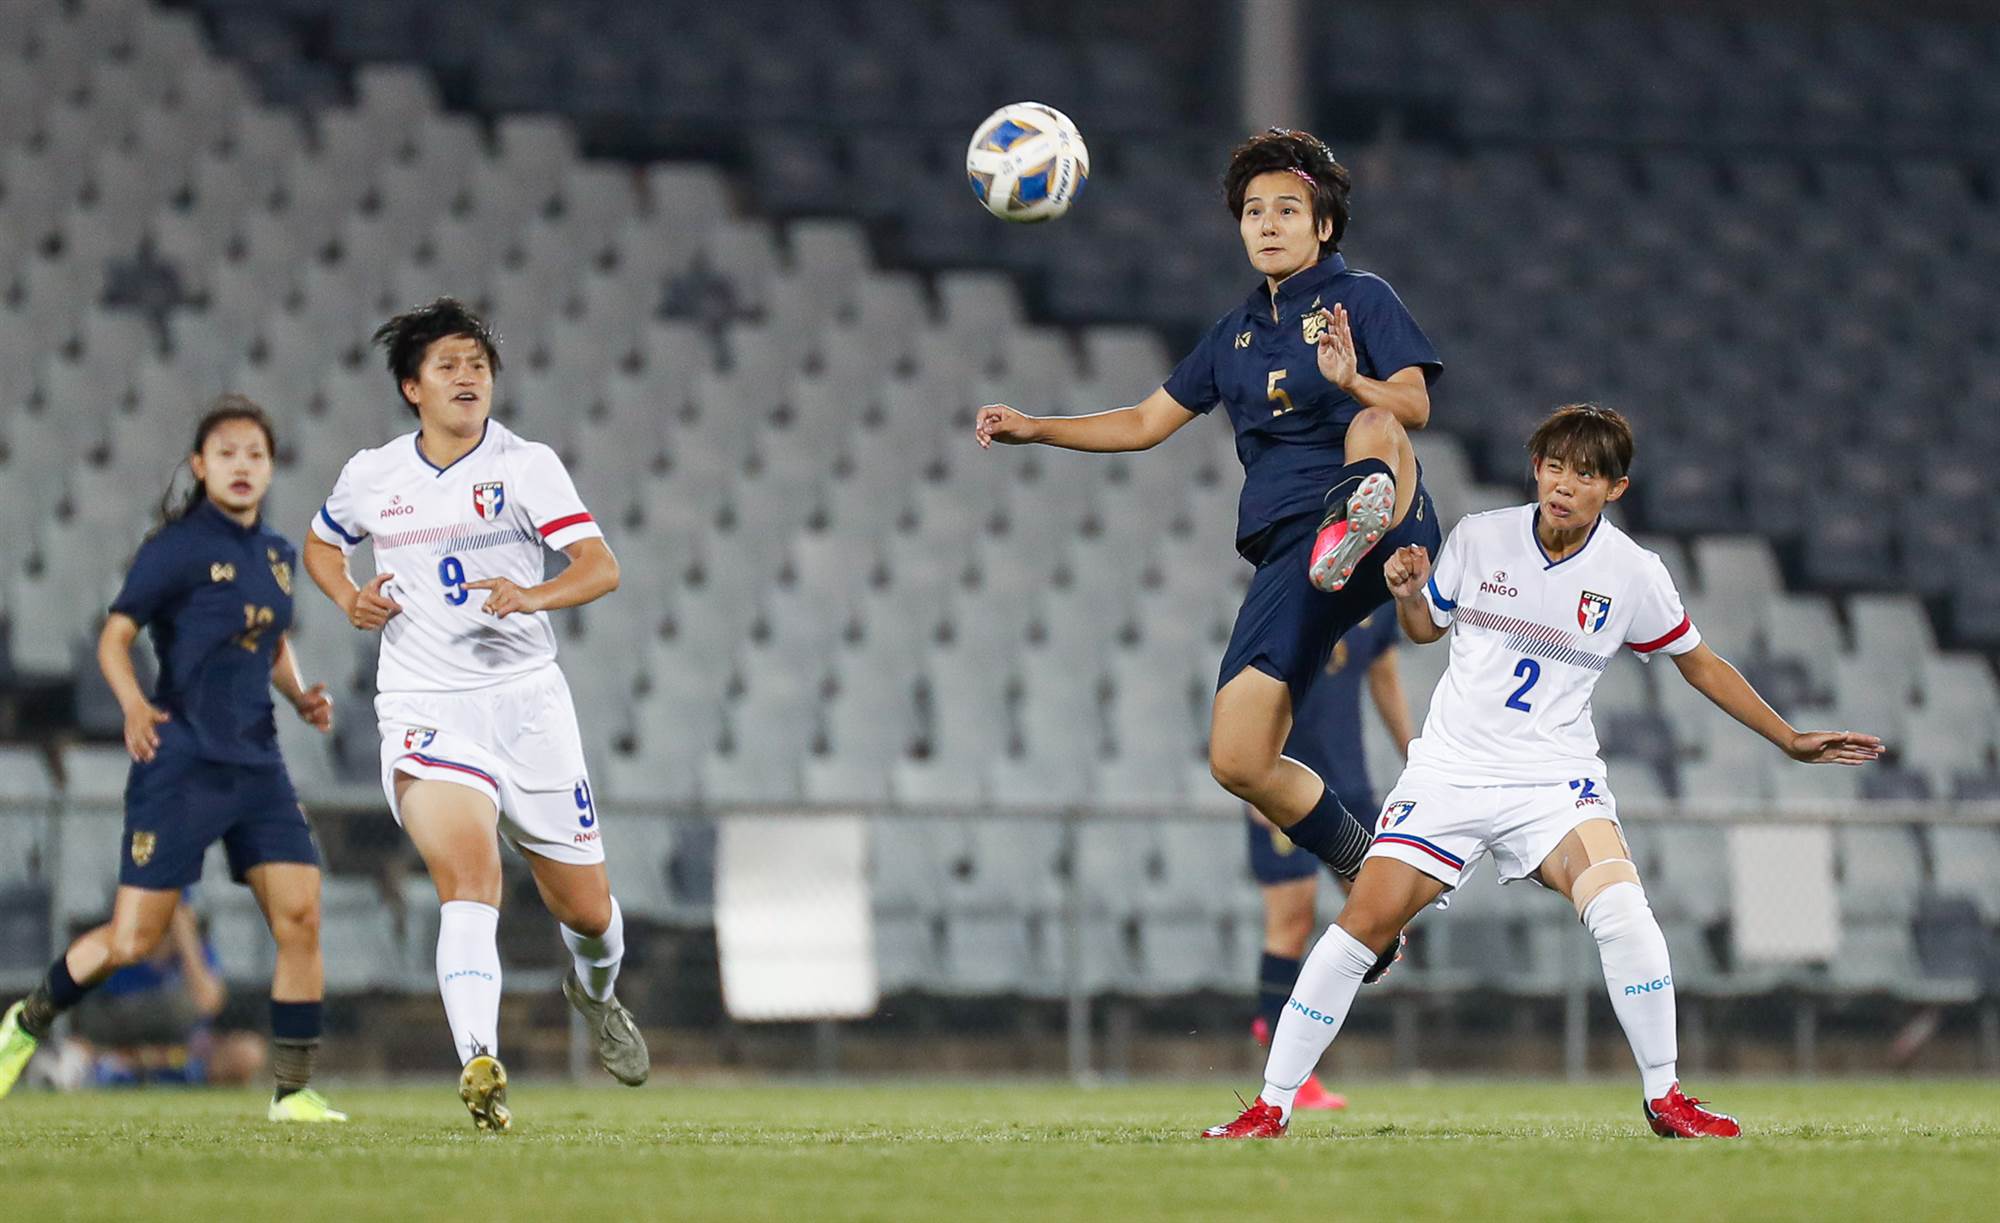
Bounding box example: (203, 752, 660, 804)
(466, 577, 544, 619)
(1315, 304, 1358, 391)
(293, 682, 334, 733)
(1786, 729, 1885, 765)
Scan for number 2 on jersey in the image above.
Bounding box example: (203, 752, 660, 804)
(1505, 657, 1540, 712)
(438, 556, 468, 605)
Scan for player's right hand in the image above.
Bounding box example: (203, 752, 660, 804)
(122, 700, 170, 763)
(1383, 545, 1432, 599)
(974, 404, 1039, 448)
(348, 572, 403, 631)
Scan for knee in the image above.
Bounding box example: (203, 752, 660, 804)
(562, 897, 613, 939)
(270, 901, 321, 948)
(106, 927, 164, 968)
(1333, 906, 1402, 957)
(1209, 742, 1271, 800)
(1346, 405, 1409, 453)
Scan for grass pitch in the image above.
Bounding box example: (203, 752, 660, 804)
(3, 1078, 1997, 1222)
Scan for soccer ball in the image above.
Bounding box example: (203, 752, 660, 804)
(965, 102, 1090, 223)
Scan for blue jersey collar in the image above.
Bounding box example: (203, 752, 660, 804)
(415, 419, 491, 475)
(1255, 253, 1348, 316)
(1528, 505, 1604, 569)
(191, 496, 261, 537)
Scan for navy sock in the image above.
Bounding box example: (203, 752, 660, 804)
(1280, 787, 1373, 878)
(270, 1000, 324, 1098)
(1257, 952, 1303, 1035)
(19, 956, 91, 1039)
(1321, 457, 1396, 516)
(270, 999, 323, 1043)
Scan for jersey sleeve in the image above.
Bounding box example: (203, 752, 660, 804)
(1421, 522, 1468, 629)
(1159, 320, 1222, 415)
(109, 533, 188, 625)
(519, 444, 605, 551)
(1626, 554, 1701, 662)
(1349, 275, 1442, 386)
(309, 457, 369, 555)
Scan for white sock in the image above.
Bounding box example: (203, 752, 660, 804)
(1583, 882, 1678, 1100)
(1261, 925, 1379, 1120)
(437, 900, 503, 1066)
(560, 897, 625, 1004)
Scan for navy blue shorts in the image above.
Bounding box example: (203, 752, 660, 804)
(1246, 791, 1376, 884)
(120, 751, 321, 890)
(1218, 478, 1442, 703)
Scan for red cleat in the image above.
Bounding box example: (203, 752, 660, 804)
(1202, 1096, 1288, 1139)
(1293, 1076, 1348, 1112)
(1644, 1084, 1741, 1139)
(1250, 1016, 1272, 1046)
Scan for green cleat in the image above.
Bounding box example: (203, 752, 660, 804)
(458, 1051, 511, 1132)
(268, 1087, 349, 1123)
(0, 1001, 39, 1101)
(562, 970, 650, 1087)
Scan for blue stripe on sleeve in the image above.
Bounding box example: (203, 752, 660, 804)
(1426, 577, 1456, 612)
(318, 505, 363, 546)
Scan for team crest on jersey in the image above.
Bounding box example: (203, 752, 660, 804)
(1379, 800, 1416, 831)
(403, 727, 437, 750)
(130, 830, 156, 867)
(472, 481, 506, 521)
(267, 547, 293, 595)
(1301, 295, 1328, 344)
(1577, 590, 1613, 634)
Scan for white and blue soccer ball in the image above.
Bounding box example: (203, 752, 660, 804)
(965, 102, 1089, 223)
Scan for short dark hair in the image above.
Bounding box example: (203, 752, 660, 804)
(1528, 403, 1635, 482)
(371, 297, 502, 414)
(1224, 127, 1352, 257)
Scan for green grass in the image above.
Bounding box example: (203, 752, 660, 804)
(4, 1079, 1998, 1222)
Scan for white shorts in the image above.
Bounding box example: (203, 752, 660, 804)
(376, 663, 604, 866)
(1364, 768, 1619, 889)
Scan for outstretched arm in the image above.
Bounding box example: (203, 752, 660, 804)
(1670, 642, 1883, 764)
(974, 385, 1199, 454)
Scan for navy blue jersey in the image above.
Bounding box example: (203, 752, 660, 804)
(1162, 254, 1440, 548)
(109, 500, 296, 766)
(1283, 609, 1400, 798)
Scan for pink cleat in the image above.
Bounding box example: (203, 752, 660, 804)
(1309, 472, 1395, 593)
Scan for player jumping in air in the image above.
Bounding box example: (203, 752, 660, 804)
(0, 398, 345, 1121)
(1245, 611, 1412, 1112)
(976, 130, 1441, 977)
(1204, 404, 1883, 1140)
(303, 299, 648, 1131)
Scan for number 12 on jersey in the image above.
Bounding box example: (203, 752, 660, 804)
(1505, 657, 1540, 712)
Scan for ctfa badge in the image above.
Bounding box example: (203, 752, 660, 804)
(268, 547, 293, 596)
(130, 830, 156, 867)
(1577, 590, 1614, 634)
(472, 481, 506, 521)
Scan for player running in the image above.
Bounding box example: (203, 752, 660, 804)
(976, 130, 1442, 926)
(303, 298, 647, 1131)
(1204, 404, 1883, 1140)
(1245, 611, 1411, 1112)
(0, 398, 345, 1122)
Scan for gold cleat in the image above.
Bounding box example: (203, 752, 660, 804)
(458, 1051, 511, 1132)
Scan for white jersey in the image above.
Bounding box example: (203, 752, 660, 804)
(1409, 503, 1701, 785)
(309, 419, 603, 694)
